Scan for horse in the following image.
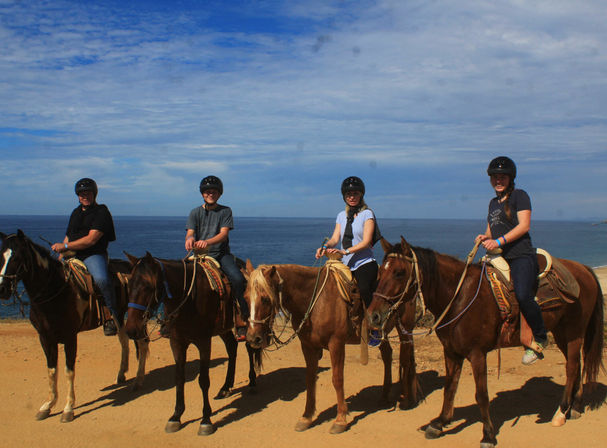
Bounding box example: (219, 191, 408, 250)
(368, 237, 604, 448)
(0, 230, 149, 423)
(124, 252, 261, 436)
(244, 258, 421, 434)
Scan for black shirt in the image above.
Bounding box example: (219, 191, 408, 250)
(66, 203, 116, 260)
(487, 189, 535, 260)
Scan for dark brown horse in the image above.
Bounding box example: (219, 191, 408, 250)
(0, 230, 148, 422)
(124, 252, 261, 435)
(244, 259, 421, 434)
(368, 237, 604, 448)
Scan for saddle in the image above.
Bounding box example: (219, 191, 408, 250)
(63, 258, 129, 332)
(322, 255, 363, 337)
(188, 251, 235, 334)
(483, 248, 580, 347)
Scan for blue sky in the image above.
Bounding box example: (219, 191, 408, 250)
(1, 0, 605, 220)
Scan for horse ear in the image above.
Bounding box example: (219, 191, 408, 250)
(144, 251, 154, 260)
(400, 236, 412, 254)
(124, 251, 139, 266)
(0, 231, 6, 239)
(17, 229, 25, 238)
(380, 237, 392, 254)
(246, 259, 255, 274)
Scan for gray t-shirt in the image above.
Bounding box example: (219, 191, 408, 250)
(186, 204, 233, 258)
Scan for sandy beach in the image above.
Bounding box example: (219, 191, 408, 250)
(1, 267, 606, 448)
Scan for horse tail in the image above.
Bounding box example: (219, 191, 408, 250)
(582, 266, 605, 384)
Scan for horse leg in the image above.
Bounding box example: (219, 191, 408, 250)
(197, 338, 215, 436)
(245, 342, 258, 390)
(328, 339, 348, 434)
(294, 341, 320, 432)
(36, 337, 58, 420)
(116, 325, 129, 384)
(397, 327, 420, 409)
(133, 338, 149, 390)
(552, 335, 583, 426)
(425, 351, 463, 439)
(469, 351, 497, 448)
(60, 336, 78, 423)
(378, 339, 393, 407)
(165, 339, 187, 433)
(215, 332, 237, 399)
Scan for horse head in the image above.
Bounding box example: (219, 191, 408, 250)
(0, 230, 35, 300)
(245, 264, 281, 349)
(125, 252, 163, 340)
(369, 236, 419, 330)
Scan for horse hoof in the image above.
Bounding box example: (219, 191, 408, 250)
(214, 389, 232, 399)
(329, 422, 348, 434)
(117, 374, 126, 384)
(551, 409, 567, 427)
(165, 420, 182, 433)
(294, 418, 312, 432)
(425, 424, 443, 439)
(35, 409, 51, 421)
(480, 442, 496, 448)
(570, 409, 582, 420)
(198, 423, 215, 436)
(60, 411, 74, 423)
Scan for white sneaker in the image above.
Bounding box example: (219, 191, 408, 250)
(522, 341, 545, 365)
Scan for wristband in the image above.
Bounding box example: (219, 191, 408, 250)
(322, 245, 327, 249)
(345, 249, 350, 255)
(64, 243, 68, 249)
(496, 239, 501, 247)
(502, 236, 507, 244)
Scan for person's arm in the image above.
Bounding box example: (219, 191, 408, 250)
(193, 227, 230, 250)
(335, 218, 374, 256)
(475, 223, 491, 243)
(482, 210, 531, 251)
(316, 223, 341, 258)
(185, 229, 196, 251)
(51, 230, 103, 253)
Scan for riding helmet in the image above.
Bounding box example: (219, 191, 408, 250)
(199, 175, 224, 195)
(487, 156, 516, 179)
(74, 178, 98, 197)
(341, 176, 365, 196)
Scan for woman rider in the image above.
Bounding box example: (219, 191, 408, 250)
(475, 156, 548, 365)
(315, 176, 381, 346)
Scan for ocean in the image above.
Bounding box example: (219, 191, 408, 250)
(1, 215, 606, 318)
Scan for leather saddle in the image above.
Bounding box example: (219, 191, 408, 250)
(483, 248, 580, 347)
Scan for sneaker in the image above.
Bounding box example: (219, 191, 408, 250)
(522, 340, 545, 365)
(369, 329, 381, 347)
(236, 326, 247, 342)
(103, 319, 117, 336)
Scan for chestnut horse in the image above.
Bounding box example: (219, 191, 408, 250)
(0, 230, 148, 422)
(244, 259, 421, 434)
(368, 237, 604, 448)
(124, 252, 261, 435)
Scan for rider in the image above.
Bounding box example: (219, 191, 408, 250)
(51, 178, 119, 336)
(185, 176, 249, 341)
(315, 176, 381, 346)
(475, 156, 548, 365)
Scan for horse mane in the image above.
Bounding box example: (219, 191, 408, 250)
(17, 233, 63, 273)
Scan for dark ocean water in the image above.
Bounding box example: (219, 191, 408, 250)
(1, 215, 606, 318)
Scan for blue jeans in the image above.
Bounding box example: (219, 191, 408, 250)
(83, 253, 119, 322)
(218, 253, 248, 319)
(509, 254, 547, 343)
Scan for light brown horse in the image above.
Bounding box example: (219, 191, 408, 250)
(368, 237, 604, 448)
(244, 259, 421, 434)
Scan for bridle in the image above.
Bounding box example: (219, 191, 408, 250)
(372, 249, 425, 336)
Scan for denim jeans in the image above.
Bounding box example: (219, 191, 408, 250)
(83, 253, 119, 321)
(509, 254, 547, 343)
(218, 253, 248, 319)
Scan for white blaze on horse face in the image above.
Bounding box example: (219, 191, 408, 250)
(0, 249, 13, 286)
(384, 260, 391, 270)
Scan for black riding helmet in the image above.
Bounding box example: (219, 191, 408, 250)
(199, 175, 223, 195)
(487, 156, 516, 180)
(74, 178, 98, 197)
(341, 176, 365, 197)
